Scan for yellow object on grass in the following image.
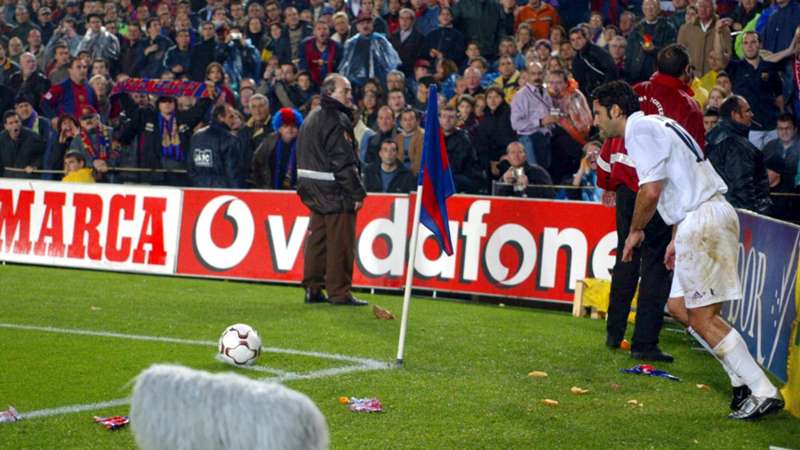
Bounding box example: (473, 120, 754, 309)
(580, 278, 638, 323)
(780, 257, 800, 418)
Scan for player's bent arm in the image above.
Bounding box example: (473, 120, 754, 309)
(630, 180, 663, 231)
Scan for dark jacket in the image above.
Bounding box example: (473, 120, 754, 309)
(364, 128, 399, 165)
(296, 95, 366, 214)
(496, 159, 555, 198)
(7, 70, 51, 111)
(452, 0, 512, 60)
(424, 26, 467, 66)
(252, 132, 280, 189)
(188, 121, 241, 188)
(706, 119, 772, 215)
(474, 102, 516, 171)
(0, 128, 45, 178)
(389, 28, 425, 78)
(189, 38, 221, 82)
(362, 160, 416, 193)
(572, 43, 618, 101)
(135, 35, 174, 79)
(116, 94, 211, 185)
(238, 116, 274, 187)
(444, 128, 482, 193)
(624, 18, 676, 84)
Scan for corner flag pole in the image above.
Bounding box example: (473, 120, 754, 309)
(396, 184, 424, 366)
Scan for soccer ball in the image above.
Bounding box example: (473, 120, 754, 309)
(217, 323, 262, 366)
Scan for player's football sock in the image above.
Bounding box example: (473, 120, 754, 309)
(687, 326, 743, 387)
(713, 329, 778, 398)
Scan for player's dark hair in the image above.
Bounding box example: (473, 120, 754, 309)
(592, 80, 640, 117)
(656, 44, 690, 78)
(719, 95, 744, 119)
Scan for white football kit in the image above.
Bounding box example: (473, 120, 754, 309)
(625, 112, 741, 308)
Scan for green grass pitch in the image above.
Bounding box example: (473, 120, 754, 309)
(0, 264, 797, 449)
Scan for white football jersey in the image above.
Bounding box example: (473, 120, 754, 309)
(624, 112, 727, 225)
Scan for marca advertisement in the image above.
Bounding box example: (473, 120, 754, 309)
(0, 180, 182, 274)
(724, 211, 800, 382)
(176, 190, 618, 303)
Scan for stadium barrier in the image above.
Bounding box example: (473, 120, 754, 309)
(1, 180, 798, 408)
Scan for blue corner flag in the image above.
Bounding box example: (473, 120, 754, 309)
(417, 84, 456, 256)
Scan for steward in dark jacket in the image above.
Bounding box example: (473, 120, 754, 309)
(706, 116, 772, 215)
(188, 104, 241, 188)
(296, 94, 366, 214)
(116, 93, 212, 186)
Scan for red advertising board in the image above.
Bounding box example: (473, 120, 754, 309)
(177, 190, 617, 303)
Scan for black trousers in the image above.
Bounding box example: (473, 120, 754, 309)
(302, 211, 357, 301)
(606, 185, 672, 352)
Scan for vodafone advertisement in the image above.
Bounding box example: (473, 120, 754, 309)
(0, 180, 182, 274)
(177, 190, 617, 303)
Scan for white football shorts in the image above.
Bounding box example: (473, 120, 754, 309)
(669, 195, 742, 309)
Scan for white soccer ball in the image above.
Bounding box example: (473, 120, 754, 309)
(217, 323, 262, 366)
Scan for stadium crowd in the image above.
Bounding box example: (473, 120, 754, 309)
(0, 0, 799, 221)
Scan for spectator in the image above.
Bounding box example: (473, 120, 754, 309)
(704, 107, 720, 133)
(362, 105, 398, 163)
(219, 25, 261, 92)
(117, 90, 214, 186)
(28, 29, 46, 70)
(496, 141, 554, 198)
(572, 140, 603, 202)
(393, 107, 424, 174)
(390, 8, 425, 79)
(414, 0, 440, 37)
(494, 55, 520, 103)
(331, 11, 353, 44)
(362, 139, 416, 192)
(188, 103, 241, 188)
(387, 88, 407, 118)
(354, 0, 388, 36)
(164, 29, 193, 78)
(338, 11, 401, 87)
(358, 90, 381, 129)
(237, 94, 273, 187)
(608, 35, 628, 81)
(0, 41, 19, 86)
(706, 95, 772, 215)
(136, 18, 174, 79)
(677, 0, 732, 77)
(425, 7, 467, 67)
(455, 94, 479, 142)
(8, 52, 50, 112)
(61, 150, 95, 183)
(276, 7, 313, 64)
(624, 0, 677, 84)
(68, 105, 114, 182)
(668, 0, 689, 32)
(452, 0, 513, 62)
(37, 7, 56, 45)
(252, 107, 303, 189)
(569, 26, 618, 101)
(730, 0, 762, 32)
(189, 21, 221, 82)
(511, 61, 554, 167)
(726, 31, 783, 150)
(299, 20, 343, 88)
(476, 85, 516, 182)
(0, 110, 44, 178)
(515, 23, 535, 57)
(618, 11, 636, 39)
(15, 93, 53, 148)
(762, 113, 800, 221)
(546, 68, 592, 185)
(47, 114, 80, 172)
(45, 42, 71, 84)
(10, 5, 40, 42)
(386, 70, 415, 106)
(439, 105, 481, 193)
(41, 57, 96, 119)
(514, 0, 560, 40)
(77, 13, 120, 64)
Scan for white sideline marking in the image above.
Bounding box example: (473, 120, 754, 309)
(0, 323, 393, 421)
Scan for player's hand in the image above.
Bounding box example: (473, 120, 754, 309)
(664, 239, 676, 270)
(622, 229, 644, 262)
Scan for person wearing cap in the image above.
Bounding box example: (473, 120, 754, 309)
(251, 107, 303, 189)
(389, 8, 425, 80)
(296, 73, 368, 306)
(77, 13, 120, 64)
(338, 10, 401, 87)
(67, 105, 115, 181)
(41, 56, 97, 120)
(299, 20, 343, 88)
(350, 0, 387, 35)
(0, 110, 45, 179)
(61, 150, 96, 183)
(117, 88, 215, 186)
(8, 52, 50, 112)
(37, 7, 56, 44)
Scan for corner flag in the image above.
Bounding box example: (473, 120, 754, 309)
(417, 84, 456, 255)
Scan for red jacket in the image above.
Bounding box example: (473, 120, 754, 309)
(597, 72, 705, 193)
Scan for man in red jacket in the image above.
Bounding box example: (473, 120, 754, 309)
(597, 44, 704, 362)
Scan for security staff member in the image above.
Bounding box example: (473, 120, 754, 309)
(296, 73, 368, 306)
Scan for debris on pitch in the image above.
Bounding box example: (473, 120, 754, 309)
(528, 371, 548, 378)
(340, 397, 384, 413)
(541, 399, 559, 406)
(620, 339, 631, 350)
(696, 384, 710, 391)
(93, 415, 130, 430)
(621, 364, 680, 381)
(372, 305, 396, 320)
(570, 386, 589, 395)
(0, 406, 20, 423)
